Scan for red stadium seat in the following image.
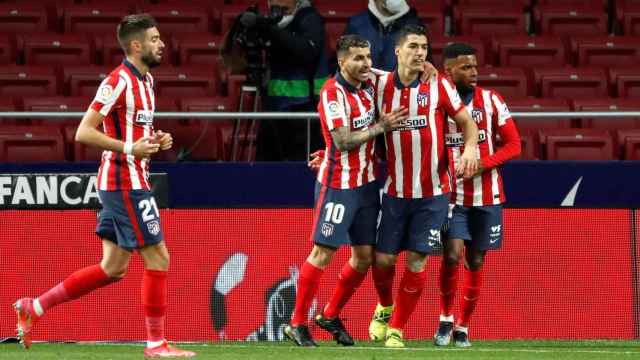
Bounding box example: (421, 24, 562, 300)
(508, 98, 572, 132)
(454, 5, 527, 36)
(535, 67, 608, 99)
(623, 137, 640, 160)
(516, 129, 541, 160)
(0, 5, 48, 33)
(618, 3, 640, 36)
(140, 4, 211, 37)
(0, 65, 58, 98)
(0, 98, 18, 126)
(325, 22, 346, 57)
(174, 33, 223, 66)
(537, 0, 606, 7)
(152, 66, 219, 97)
(430, 35, 486, 66)
(572, 36, 640, 67)
(609, 67, 640, 98)
(63, 5, 130, 35)
(99, 34, 125, 66)
(63, 65, 112, 97)
(493, 36, 566, 67)
(477, 67, 529, 99)
(457, 0, 530, 10)
(22, 33, 93, 67)
(22, 96, 88, 126)
(414, 1, 446, 36)
(0, 127, 66, 162)
(534, 5, 608, 37)
(0, 34, 15, 65)
(62, 124, 103, 162)
(540, 129, 614, 160)
(317, 4, 360, 25)
(573, 98, 640, 130)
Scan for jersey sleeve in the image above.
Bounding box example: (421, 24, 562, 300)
(481, 92, 522, 170)
(438, 75, 465, 117)
(320, 85, 348, 130)
(90, 74, 127, 116)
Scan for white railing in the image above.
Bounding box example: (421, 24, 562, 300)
(1, 111, 638, 161)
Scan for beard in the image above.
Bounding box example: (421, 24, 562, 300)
(141, 52, 161, 68)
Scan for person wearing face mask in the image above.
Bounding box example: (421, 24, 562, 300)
(343, 0, 430, 71)
(253, 0, 329, 161)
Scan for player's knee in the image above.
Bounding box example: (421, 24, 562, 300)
(103, 266, 127, 280)
(351, 255, 373, 272)
(443, 252, 462, 267)
(308, 245, 335, 268)
(375, 253, 396, 269)
(466, 255, 484, 271)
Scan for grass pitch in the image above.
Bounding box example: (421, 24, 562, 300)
(1, 340, 639, 359)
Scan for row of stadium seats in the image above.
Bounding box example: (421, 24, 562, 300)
(0, 64, 637, 100)
(1, 124, 639, 162)
(2, 31, 639, 69)
(2, 1, 640, 37)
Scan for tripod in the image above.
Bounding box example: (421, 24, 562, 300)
(230, 81, 260, 161)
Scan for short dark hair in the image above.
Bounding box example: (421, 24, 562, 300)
(336, 34, 370, 58)
(117, 14, 157, 54)
(442, 43, 476, 62)
(395, 24, 428, 46)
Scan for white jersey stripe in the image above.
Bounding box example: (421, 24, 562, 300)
(391, 89, 403, 197)
(354, 93, 368, 187)
(429, 78, 441, 196)
(485, 91, 501, 205)
(121, 71, 142, 190)
(409, 88, 422, 198)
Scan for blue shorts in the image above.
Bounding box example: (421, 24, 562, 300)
(376, 193, 449, 255)
(96, 190, 164, 251)
(445, 204, 503, 250)
(310, 181, 380, 249)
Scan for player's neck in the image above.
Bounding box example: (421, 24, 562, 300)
(340, 69, 361, 89)
(126, 56, 149, 77)
(397, 66, 419, 86)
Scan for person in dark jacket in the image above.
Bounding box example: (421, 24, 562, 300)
(344, 0, 431, 71)
(256, 0, 329, 161)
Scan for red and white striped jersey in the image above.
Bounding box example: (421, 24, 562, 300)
(377, 72, 464, 198)
(316, 73, 377, 189)
(90, 59, 155, 191)
(445, 86, 520, 206)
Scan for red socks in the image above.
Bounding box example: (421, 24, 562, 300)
(439, 262, 460, 317)
(372, 265, 395, 307)
(38, 264, 114, 312)
(388, 269, 427, 330)
(290, 261, 324, 326)
(143, 270, 168, 342)
(458, 268, 483, 327)
(322, 263, 367, 318)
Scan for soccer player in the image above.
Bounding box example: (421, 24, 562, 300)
(283, 34, 409, 347)
(433, 43, 521, 348)
(368, 25, 479, 348)
(12, 14, 195, 358)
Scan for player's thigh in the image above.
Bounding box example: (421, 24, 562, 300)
(376, 194, 410, 256)
(97, 190, 164, 251)
(468, 205, 503, 250)
(310, 183, 361, 248)
(348, 182, 380, 247)
(406, 194, 449, 254)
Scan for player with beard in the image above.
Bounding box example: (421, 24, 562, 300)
(433, 43, 521, 348)
(12, 14, 195, 358)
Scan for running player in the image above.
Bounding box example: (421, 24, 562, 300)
(433, 42, 521, 348)
(283, 34, 409, 347)
(12, 14, 195, 358)
(368, 25, 479, 348)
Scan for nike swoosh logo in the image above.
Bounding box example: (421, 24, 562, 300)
(403, 287, 419, 293)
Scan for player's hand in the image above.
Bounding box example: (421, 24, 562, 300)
(153, 130, 173, 150)
(456, 148, 478, 179)
(308, 149, 325, 172)
(420, 61, 438, 83)
(379, 107, 409, 132)
(132, 136, 161, 159)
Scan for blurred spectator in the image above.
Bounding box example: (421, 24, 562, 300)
(344, 0, 429, 71)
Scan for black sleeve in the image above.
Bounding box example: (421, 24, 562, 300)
(263, 11, 325, 65)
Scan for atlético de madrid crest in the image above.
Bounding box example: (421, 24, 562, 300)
(417, 92, 428, 107)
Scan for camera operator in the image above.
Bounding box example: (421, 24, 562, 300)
(252, 0, 328, 161)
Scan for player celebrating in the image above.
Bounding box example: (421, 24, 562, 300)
(283, 34, 408, 347)
(433, 43, 521, 348)
(367, 25, 479, 348)
(13, 14, 195, 358)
